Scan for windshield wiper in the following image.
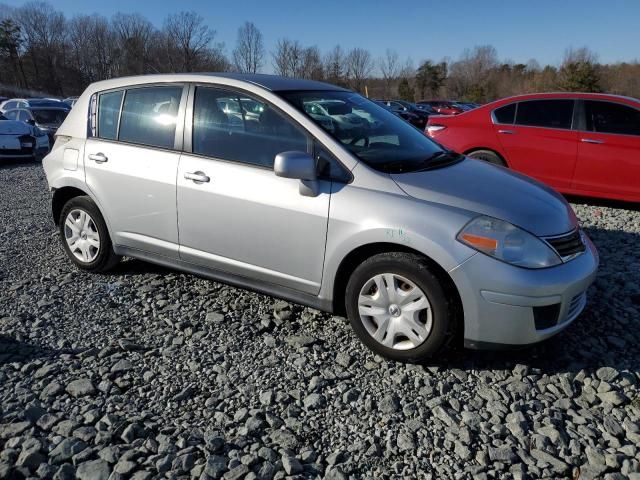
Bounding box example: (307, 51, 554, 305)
(415, 150, 463, 171)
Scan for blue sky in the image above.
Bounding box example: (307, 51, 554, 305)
(5, 0, 639, 69)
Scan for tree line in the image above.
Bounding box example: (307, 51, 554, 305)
(0, 1, 638, 102)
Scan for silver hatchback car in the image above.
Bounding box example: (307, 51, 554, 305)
(43, 74, 598, 362)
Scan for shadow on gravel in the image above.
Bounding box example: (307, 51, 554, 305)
(110, 258, 173, 275)
(0, 158, 40, 169)
(0, 334, 60, 365)
(564, 194, 640, 212)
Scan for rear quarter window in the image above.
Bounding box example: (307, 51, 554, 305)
(97, 90, 124, 140)
(493, 103, 516, 124)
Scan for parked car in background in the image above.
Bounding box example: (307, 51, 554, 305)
(374, 100, 425, 129)
(0, 98, 70, 113)
(43, 73, 598, 362)
(0, 113, 49, 161)
(417, 100, 465, 115)
(426, 92, 640, 203)
(63, 96, 79, 107)
(4, 106, 70, 142)
(380, 100, 431, 129)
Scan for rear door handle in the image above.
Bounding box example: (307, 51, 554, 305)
(581, 138, 604, 144)
(88, 153, 108, 163)
(498, 129, 515, 134)
(184, 171, 210, 183)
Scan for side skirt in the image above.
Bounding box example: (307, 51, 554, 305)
(114, 245, 334, 314)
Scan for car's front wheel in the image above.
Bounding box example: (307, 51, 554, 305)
(59, 196, 120, 272)
(345, 252, 453, 363)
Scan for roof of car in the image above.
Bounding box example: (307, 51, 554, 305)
(489, 92, 640, 105)
(87, 73, 349, 93)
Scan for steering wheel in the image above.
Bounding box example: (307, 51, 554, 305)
(349, 134, 369, 147)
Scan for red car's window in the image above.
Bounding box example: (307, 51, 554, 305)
(516, 100, 574, 130)
(585, 101, 640, 136)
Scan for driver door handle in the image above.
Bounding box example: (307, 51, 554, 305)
(498, 129, 515, 135)
(581, 138, 604, 144)
(88, 153, 108, 163)
(184, 171, 210, 183)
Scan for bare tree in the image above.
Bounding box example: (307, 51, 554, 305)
(232, 21, 264, 73)
(15, 1, 67, 93)
(346, 47, 373, 93)
(272, 38, 302, 77)
(163, 11, 217, 72)
(323, 45, 346, 86)
(379, 49, 399, 97)
(111, 13, 154, 75)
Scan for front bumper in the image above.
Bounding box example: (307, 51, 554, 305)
(449, 232, 599, 348)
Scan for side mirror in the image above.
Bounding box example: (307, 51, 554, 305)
(274, 151, 320, 197)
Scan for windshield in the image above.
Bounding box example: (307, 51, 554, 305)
(31, 109, 68, 125)
(281, 90, 459, 173)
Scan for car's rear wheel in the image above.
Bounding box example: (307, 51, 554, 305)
(467, 149, 505, 167)
(59, 196, 120, 272)
(345, 252, 452, 362)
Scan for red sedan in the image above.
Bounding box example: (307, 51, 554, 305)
(426, 93, 640, 203)
(417, 100, 464, 116)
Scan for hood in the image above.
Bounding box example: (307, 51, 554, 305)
(391, 158, 577, 237)
(0, 120, 31, 135)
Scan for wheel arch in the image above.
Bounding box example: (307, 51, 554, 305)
(331, 242, 463, 340)
(464, 147, 509, 167)
(52, 186, 91, 225)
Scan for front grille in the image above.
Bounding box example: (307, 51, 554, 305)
(545, 229, 585, 260)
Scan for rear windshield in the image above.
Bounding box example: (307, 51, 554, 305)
(31, 109, 68, 125)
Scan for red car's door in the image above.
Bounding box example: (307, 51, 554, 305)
(494, 99, 578, 189)
(573, 100, 640, 200)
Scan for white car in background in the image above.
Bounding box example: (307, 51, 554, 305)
(0, 114, 49, 160)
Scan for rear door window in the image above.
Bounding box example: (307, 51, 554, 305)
(4, 110, 17, 120)
(515, 100, 574, 129)
(118, 86, 183, 149)
(585, 100, 640, 136)
(97, 90, 124, 140)
(17, 110, 29, 122)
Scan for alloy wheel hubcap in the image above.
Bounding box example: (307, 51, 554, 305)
(357, 273, 433, 350)
(64, 209, 100, 263)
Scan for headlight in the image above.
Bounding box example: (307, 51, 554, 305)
(457, 216, 561, 269)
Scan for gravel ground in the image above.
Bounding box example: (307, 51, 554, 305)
(0, 160, 639, 480)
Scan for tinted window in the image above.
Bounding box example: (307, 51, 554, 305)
(493, 103, 516, 124)
(98, 90, 124, 140)
(585, 101, 640, 136)
(4, 110, 17, 120)
(4, 101, 17, 110)
(118, 86, 182, 149)
(193, 87, 308, 168)
(516, 100, 574, 129)
(17, 110, 29, 122)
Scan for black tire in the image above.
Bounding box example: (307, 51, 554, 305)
(58, 196, 120, 272)
(345, 252, 453, 363)
(467, 149, 506, 167)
